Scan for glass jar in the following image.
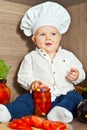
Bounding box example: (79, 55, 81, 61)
(33, 87, 51, 116)
(0, 79, 10, 104)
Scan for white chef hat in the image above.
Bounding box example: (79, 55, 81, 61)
(20, 1, 71, 36)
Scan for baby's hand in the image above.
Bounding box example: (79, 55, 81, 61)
(66, 68, 79, 82)
(29, 80, 43, 93)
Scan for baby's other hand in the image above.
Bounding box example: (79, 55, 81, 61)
(66, 68, 79, 82)
(29, 80, 43, 93)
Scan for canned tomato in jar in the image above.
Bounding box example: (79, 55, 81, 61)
(33, 87, 51, 116)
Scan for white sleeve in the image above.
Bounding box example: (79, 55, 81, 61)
(70, 52, 86, 84)
(17, 54, 35, 90)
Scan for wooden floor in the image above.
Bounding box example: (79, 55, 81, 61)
(69, 118, 87, 130)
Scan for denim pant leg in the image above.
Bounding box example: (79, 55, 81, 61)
(52, 91, 84, 117)
(6, 93, 34, 120)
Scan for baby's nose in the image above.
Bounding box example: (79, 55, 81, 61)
(46, 34, 50, 39)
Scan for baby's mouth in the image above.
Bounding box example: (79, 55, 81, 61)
(45, 43, 52, 46)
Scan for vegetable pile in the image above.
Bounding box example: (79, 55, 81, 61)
(8, 115, 68, 130)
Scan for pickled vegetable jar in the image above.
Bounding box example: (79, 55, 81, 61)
(33, 87, 51, 116)
(0, 79, 10, 104)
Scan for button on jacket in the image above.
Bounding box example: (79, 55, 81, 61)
(17, 46, 85, 101)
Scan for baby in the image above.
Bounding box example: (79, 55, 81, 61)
(0, 1, 85, 123)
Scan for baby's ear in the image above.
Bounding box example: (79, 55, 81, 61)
(31, 35, 36, 43)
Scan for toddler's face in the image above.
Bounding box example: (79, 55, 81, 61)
(32, 26, 62, 54)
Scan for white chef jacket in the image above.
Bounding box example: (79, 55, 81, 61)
(17, 46, 86, 101)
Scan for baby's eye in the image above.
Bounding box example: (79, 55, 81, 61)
(39, 33, 45, 36)
(51, 33, 56, 35)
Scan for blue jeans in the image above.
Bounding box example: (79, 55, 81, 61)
(6, 91, 83, 121)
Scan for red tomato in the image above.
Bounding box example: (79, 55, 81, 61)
(45, 92, 51, 98)
(34, 104, 42, 116)
(8, 122, 18, 129)
(35, 98, 42, 104)
(42, 120, 67, 130)
(42, 120, 51, 130)
(30, 115, 45, 128)
(21, 116, 31, 125)
(37, 92, 43, 98)
(42, 97, 46, 103)
(9, 123, 31, 130)
(8, 118, 32, 130)
(50, 121, 67, 130)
